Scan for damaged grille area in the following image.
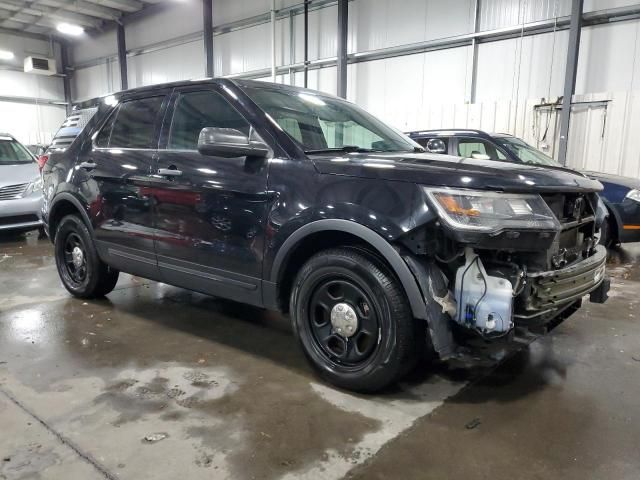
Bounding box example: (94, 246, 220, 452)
(541, 192, 598, 270)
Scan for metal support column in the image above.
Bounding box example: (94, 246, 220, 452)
(289, 10, 295, 84)
(203, 0, 213, 77)
(336, 0, 348, 98)
(117, 22, 128, 91)
(60, 42, 72, 115)
(271, 0, 277, 82)
(468, 0, 481, 104)
(304, 0, 309, 87)
(558, 0, 583, 165)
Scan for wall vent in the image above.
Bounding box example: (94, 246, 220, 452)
(24, 56, 57, 76)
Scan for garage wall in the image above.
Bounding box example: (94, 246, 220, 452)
(0, 32, 67, 145)
(68, 0, 640, 176)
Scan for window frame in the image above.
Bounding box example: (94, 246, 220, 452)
(159, 85, 255, 153)
(91, 92, 169, 151)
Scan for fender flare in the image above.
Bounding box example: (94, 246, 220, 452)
(49, 192, 95, 239)
(270, 219, 427, 320)
(602, 198, 622, 239)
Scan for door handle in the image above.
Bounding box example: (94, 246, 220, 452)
(158, 167, 183, 177)
(79, 161, 97, 170)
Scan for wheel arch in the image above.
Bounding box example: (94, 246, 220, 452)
(48, 193, 94, 242)
(603, 200, 622, 242)
(267, 219, 427, 320)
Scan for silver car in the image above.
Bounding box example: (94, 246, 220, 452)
(0, 133, 43, 232)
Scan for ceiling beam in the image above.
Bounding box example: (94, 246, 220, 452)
(37, 0, 122, 21)
(0, 0, 104, 28)
(83, 0, 143, 13)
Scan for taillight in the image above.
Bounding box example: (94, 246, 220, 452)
(37, 154, 49, 171)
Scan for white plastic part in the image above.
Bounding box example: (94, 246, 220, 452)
(454, 249, 514, 334)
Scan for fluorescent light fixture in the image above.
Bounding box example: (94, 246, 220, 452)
(0, 50, 14, 60)
(57, 23, 84, 36)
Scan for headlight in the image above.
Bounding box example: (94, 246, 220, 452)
(424, 187, 560, 233)
(625, 189, 640, 203)
(23, 176, 43, 197)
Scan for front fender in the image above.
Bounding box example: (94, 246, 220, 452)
(268, 219, 428, 321)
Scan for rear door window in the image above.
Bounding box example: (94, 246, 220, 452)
(108, 96, 165, 149)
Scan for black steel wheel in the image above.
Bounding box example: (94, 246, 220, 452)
(54, 214, 119, 298)
(291, 247, 418, 392)
(61, 232, 88, 285)
(308, 278, 380, 368)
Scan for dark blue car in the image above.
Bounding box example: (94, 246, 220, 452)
(406, 129, 640, 246)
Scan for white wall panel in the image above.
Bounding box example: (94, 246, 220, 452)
(479, 0, 570, 31)
(214, 23, 271, 75)
(128, 41, 205, 88)
(0, 70, 64, 101)
(346, 47, 470, 131)
(349, 0, 474, 52)
(475, 30, 568, 101)
(0, 32, 65, 144)
(72, 30, 117, 64)
(576, 20, 640, 94)
(72, 61, 120, 102)
(126, 1, 203, 50)
(213, 0, 300, 25)
(0, 102, 66, 145)
(584, 0, 640, 11)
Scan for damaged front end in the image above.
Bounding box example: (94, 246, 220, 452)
(400, 186, 610, 364)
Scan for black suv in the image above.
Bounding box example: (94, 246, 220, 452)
(42, 79, 609, 392)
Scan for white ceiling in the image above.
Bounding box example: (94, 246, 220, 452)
(0, 0, 164, 37)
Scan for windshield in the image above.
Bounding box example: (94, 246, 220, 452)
(241, 86, 420, 153)
(0, 137, 35, 165)
(495, 137, 560, 167)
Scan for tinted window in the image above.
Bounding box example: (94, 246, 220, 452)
(242, 86, 419, 153)
(168, 90, 250, 150)
(108, 96, 164, 149)
(51, 107, 98, 152)
(457, 138, 506, 160)
(95, 107, 118, 148)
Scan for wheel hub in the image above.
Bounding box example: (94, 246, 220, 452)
(330, 302, 358, 338)
(71, 246, 84, 268)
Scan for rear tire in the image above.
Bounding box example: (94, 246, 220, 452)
(54, 214, 119, 298)
(290, 248, 418, 392)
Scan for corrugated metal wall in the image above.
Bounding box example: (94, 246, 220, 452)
(67, 0, 640, 176)
(0, 32, 67, 145)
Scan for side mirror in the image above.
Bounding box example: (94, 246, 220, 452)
(197, 127, 269, 158)
(425, 138, 447, 154)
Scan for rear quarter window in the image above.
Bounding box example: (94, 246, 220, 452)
(49, 107, 98, 152)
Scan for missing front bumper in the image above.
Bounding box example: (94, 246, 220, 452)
(522, 245, 608, 314)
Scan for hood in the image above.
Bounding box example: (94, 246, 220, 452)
(0, 162, 39, 188)
(311, 152, 603, 193)
(582, 170, 640, 191)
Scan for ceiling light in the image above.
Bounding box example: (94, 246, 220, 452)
(0, 50, 15, 60)
(57, 23, 84, 36)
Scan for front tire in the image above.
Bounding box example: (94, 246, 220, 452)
(290, 248, 418, 392)
(54, 214, 119, 298)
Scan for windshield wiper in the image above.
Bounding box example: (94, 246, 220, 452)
(305, 146, 380, 154)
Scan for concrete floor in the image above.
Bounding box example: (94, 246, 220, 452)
(1, 231, 639, 480)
